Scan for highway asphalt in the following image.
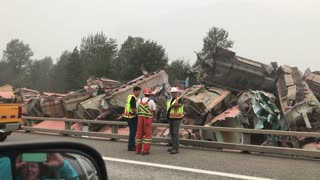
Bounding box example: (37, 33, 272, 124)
(4, 132, 320, 180)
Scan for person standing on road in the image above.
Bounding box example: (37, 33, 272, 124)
(123, 86, 141, 151)
(136, 87, 157, 155)
(167, 87, 184, 154)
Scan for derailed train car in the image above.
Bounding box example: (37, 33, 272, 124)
(188, 48, 320, 149)
(11, 47, 320, 150)
(191, 47, 278, 93)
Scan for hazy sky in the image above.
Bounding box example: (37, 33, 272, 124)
(0, 0, 319, 71)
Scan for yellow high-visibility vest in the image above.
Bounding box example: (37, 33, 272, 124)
(123, 95, 137, 118)
(167, 98, 184, 119)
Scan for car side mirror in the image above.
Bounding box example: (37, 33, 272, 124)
(0, 141, 107, 180)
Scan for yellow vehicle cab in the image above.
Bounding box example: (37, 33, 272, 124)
(0, 103, 22, 141)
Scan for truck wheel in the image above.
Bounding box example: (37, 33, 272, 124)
(0, 134, 8, 142)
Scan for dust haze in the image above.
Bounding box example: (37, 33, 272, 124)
(0, 0, 319, 70)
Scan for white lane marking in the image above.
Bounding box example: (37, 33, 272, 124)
(103, 157, 274, 180)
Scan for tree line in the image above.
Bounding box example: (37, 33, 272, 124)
(0, 27, 233, 93)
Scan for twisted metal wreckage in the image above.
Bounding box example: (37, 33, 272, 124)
(3, 47, 320, 150)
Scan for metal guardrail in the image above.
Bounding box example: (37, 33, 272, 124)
(21, 116, 320, 158)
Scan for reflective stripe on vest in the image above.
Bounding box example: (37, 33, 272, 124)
(167, 98, 184, 119)
(138, 98, 153, 117)
(123, 95, 137, 118)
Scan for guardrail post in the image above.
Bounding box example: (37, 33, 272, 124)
(242, 133, 251, 153)
(63, 119, 71, 136)
(26, 119, 32, 127)
(111, 125, 119, 141)
(243, 133, 251, 144)
(25, 119, 33, 133)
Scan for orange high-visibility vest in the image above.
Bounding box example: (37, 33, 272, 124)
(138, 98, 153, 118)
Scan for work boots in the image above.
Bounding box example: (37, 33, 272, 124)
(141, 152, 150, 155)
(128, 146, 136, 151)
(167, 148, 174, 152)
(169, 149, 179, 154)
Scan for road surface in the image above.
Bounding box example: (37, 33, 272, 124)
(4, 132, 320, 180)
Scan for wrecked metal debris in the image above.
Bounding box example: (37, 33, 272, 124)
(180, 84, 236, 142)
(76, 94, 107, 120)
(277, 66, 320, 132)
(182, 85, 233, 125)
(0, 84, 15, 103)
(74, 70, 170, 131)
(191, 48, 278, 92)
(0, 84, 13, 92)
(76, 70, 170, 124)
(0, 92, 15, 100)
(237, 90, 286, 130)
(188, 48, 320, 149)
(106, 70, 169, 107)
(40, 95, 65, 118)
(87, 76, 121, 88)
(237, 90, 287, 146)
(203, 106, 245, 143)
(22, 98, 42, 117)
(14, 88, 40, 103)
(11, 47, 320, 150)
(304, 68, 320, 101)
(62, 91, 90, 114)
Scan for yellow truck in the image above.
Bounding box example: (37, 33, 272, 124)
(0, 103, 22, 141)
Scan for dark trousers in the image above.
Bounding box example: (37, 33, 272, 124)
(169, 118, 181, 150)
(126, 117, 137, 148)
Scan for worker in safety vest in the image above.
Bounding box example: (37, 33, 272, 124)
(167, 87, 184, 154)
(136, 87, 156, 155)
(123, 86, 141, 151)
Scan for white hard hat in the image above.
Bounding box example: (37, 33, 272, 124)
(170, 87, 178, 93)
